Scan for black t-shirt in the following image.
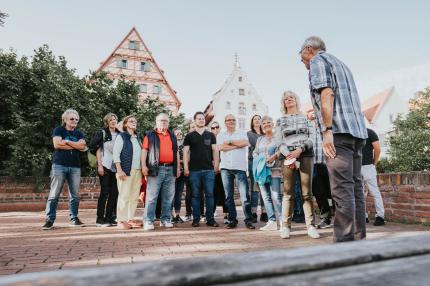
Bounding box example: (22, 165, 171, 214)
(362, 128, 379, 166)
(52, 126, 85, 168)
(183, 130, 216, 171)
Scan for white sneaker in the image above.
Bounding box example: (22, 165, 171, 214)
(143, 222, 154, 231)
(307, 226, 321, 239)
(260, 220, 278, 231)
(161, 221, 174, 228)
(280, 226, 290, 239)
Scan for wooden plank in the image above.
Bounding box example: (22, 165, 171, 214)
(224, 253, 430, 286)
(1, 234, 430, 286)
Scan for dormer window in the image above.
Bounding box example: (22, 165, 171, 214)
(129, 40, 139, 50)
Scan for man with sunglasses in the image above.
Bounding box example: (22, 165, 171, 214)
(217, 114, 255, 229)
(42, 109, 87, 230)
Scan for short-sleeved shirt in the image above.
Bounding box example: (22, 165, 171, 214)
(309, 51, 368, 140)
(142, 129, 174, 164)
(362, 128, 379, 166)
(217, 130, 248, 172)
(52, 126, 85, 168)
(183, 130, 216, 171)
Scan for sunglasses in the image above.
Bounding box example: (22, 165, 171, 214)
(69, 117, 79, 122)
(211, 126, 220, 130)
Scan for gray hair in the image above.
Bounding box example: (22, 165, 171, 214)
(280, 91, 302, 115)
(261, 115, 273, 123)
(61, 109, 79, 126)
(156, 113, 170, 122)
(301, 36, 326, 52)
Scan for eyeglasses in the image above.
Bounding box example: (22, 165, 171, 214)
(69, 117, 79, 122)
(211, 126, 220, 130)
(127, 120, 137, 124)
(225, 119, 236, 122)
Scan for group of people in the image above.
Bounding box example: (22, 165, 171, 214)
(41, 35, 386, 243)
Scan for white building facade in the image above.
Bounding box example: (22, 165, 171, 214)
(362, 87, 409, 157)
(204, 56, 268, 132)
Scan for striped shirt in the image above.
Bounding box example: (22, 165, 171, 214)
(309, 51, 368, 140)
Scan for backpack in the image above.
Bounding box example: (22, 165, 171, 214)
(88, 129, 107, 168)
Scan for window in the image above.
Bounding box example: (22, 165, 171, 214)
(239, 88, 245, 95)
(238, 76, 243, 82)
(129, 40, 139, 50)
(238, 118, 246, 129)
(252, 103, 257, 111)
(117, 59, 127, 69)
(139, 84, 147, 93)
(153, 85, 162, 94)
(238, 102, 246, 115)
(140, 62, 150, 72)
(226, 101, 231, 109)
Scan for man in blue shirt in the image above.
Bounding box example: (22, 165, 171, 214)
(300, 36, 368, 242)
(42, 109, 87, 230)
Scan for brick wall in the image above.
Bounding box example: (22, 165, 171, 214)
(365, 172, 430, 223)
(1, 173, 430, 224)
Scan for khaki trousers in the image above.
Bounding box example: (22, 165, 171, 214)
(282, 156, 315, 228)
(116, 169, 142, 222)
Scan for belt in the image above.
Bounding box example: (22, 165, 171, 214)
(159, 163, 173, 167)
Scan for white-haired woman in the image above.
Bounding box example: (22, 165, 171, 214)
(276, 91, 320, 239)
(253, 115, 283, 231)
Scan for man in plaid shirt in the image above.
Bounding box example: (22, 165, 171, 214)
(307, 109, 333, 229)
(300, 36, 368, 242)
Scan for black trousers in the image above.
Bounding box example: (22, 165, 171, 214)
(312, 163, 332, 219)
(97, 167, 118, 221)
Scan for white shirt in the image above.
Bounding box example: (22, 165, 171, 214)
(102, 132, 118, 171)
(217, 130, 248, 171)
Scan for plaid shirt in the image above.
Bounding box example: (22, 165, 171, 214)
(309, 51, 368, 140)
(311, 124, 325, 164)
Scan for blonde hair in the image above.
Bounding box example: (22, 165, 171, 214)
(103, 113, 118, 128)
(280, 91, 301, 115)
(61, 109, 79, 126)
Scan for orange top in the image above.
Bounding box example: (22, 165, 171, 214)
(142, 129, 174, 163)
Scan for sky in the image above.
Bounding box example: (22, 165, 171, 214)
(1, 0, 430, 118)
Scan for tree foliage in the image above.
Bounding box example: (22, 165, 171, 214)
(0, 45, 185, 177)
(378, 87, 430, 172)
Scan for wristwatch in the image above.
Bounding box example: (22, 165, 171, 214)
(323, 126, 333, 132)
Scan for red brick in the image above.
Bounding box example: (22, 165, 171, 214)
(415, 211, 430, 218)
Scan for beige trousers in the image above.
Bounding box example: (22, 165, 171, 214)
(116, 169, 142, 222)
(281, 156, 315, 228)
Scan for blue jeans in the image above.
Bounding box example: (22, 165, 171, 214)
(45, 164, 81, 222)
(271, 177, 283, 220)
(248, 160, 265, 212)
(173, 174, 186, 213)
(221, 169, 253, 223)
(144, 166, 175, 223)
(189, 170, 215, 222)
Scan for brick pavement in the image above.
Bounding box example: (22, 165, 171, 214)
(0, 208, 429, 276)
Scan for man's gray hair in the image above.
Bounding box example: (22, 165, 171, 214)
(156, 113, 170, 122)
(301, 36, 326, 52)
(61, 109, 79, 125)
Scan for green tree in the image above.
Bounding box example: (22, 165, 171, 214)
(380, 87, 430, 172)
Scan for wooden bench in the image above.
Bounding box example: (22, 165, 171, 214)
(2, 233, 430, 286)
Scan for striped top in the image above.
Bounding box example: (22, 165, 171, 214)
(309, 51, 368, 140)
